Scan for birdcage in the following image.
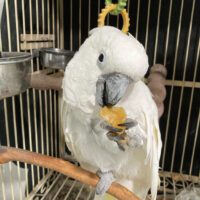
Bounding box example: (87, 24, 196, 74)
(0, 0, 199, 199)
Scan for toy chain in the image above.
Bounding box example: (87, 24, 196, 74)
(98, 0, 130, 33)
(105, 0, 128, 15)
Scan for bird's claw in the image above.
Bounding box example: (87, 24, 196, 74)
(107, 132, 126, 151)
(126, 129, 145, 148)
(100, 121, 123, 133)
(118, 118, 138, 129)
(106, 132, 122, 142)
(96, 170, 114, 195)
(101, 118, 137, 133)
(101, 118, 142, 150)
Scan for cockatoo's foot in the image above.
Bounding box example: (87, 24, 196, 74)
(98, 118, 144, 150)
(100, 120, 123, 133)
(102, 118, 141, 151)
(126, 125, 146, 148)
(106, 132, 126, 151)
(96, 170, 114, 195)
(118, 118, 138, 129)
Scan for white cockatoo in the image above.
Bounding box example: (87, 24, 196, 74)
(62, 26, 162, 200)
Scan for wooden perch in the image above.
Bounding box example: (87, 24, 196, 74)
(30, 69, 63, 91)
(0, 146, 140, 200)
(147, 64, 167, 118)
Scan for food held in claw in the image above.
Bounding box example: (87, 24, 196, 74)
(100, 106, 126, 134)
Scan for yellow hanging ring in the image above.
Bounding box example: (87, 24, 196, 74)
(98, 4, 130, 34)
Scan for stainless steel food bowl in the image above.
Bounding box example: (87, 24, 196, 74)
(0, 52, 32, 99)
(39, 48, 74, 69)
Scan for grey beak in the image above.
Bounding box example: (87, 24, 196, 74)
(96, 72, 133, 107)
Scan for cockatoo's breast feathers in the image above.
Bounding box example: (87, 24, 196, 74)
(89, 26, 149, 81)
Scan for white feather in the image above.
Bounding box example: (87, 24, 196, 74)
(62, 26, 162, 200)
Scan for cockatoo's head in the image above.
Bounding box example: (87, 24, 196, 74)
(63, 26, 148, 112)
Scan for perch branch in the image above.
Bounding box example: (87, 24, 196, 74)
(0, 146, 140, 200)
(30, 69, 63, 90)
(147, 64, 167, 117)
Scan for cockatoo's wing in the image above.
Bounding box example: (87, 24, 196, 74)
(144, 113, 162, 200)
(142, 95, 162, 200)
(118, 81, 162, 200)
(61, 99, 74, 155)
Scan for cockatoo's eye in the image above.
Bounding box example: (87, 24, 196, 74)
(98, 54, 104, 62)
(97, 52, 106, 69)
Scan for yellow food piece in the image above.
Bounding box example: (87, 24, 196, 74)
(100, 106, 126, 130)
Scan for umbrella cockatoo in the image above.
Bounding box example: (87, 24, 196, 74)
(62, 26, 162, 200)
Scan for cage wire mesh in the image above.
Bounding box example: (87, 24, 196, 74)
(0, 0, 199, 199)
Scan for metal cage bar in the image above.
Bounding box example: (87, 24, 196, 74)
(161, 0, 185, 169)
(0, 0, 61, 198)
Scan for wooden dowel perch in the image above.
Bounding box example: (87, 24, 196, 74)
(0, 146, 140, 200)
(30, 69, 63, 91)
(147, 64, 167, 118)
